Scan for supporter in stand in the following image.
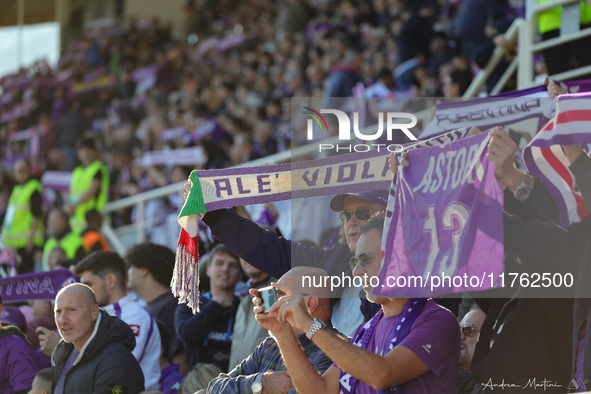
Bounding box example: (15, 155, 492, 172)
(42, 208, 85, 270)
(0, 292, 38, 393)
(1, 159, 44, 273)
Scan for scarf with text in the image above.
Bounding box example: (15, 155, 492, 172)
(339, 298, 427, 394)
(0, 269, 77, 302)
(175, 131, 465, 312)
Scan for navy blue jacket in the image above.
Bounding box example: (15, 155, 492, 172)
(175, 294, 239, 372)
(202, 209, 381, 321)
(51, 309, 144, 394)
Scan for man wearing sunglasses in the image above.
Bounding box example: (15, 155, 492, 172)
(255, 212, 460, 393)
(199, 189, 388, 336)
(456, 304, 486, 394)
(458, 304, 485, 373)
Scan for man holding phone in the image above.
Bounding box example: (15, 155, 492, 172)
(205, 266, 336, 394)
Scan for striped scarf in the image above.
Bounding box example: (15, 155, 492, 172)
(523, 93, 591, 228)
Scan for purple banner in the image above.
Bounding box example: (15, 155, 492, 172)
(41, 171, 72, 191)
(0, 73, 30, 90)
(1, 102, 33, 123)
(378, 131, 504, 297)
(0, 91, 14, 106)
(9, 127, 39, 142)
(0, 269, 78, 302)
(131, 64, 158, 84)
(133, 147, 207, 168)
(217, 34, 246, 52)
(161, 127, 188, 142)
(196, 38, 220, 57)
(191, 119, 225, 142)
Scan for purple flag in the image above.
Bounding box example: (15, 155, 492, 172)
(378, 132, 504, 297)
(0, 269, 77, 302)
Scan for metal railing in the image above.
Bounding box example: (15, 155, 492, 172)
(463, 19, 522, 98)
(463, 0, 591, 96)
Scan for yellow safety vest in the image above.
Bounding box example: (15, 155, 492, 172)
(69, 160, 110, 232)
(1, 179, 44, 249)
(42, 232, 85, 270)
(539, 0, 591, 34)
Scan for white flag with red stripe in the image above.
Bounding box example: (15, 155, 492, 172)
(523, 93, 591, 228)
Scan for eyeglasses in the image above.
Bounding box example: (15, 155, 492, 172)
(460, 323, 476, 338)
(349, 252, 372, 271)
(276, 289, 287, 298)
(339, 208, 373, 224)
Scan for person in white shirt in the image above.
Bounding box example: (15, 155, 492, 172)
(76, 251, 162, 390)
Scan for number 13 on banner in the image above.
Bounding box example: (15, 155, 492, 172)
(423, 202, 470, 280)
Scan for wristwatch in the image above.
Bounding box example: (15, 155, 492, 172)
(306, 318, 327, 340)
(513, 174, 533, 202)
(252, 373, 263, 394)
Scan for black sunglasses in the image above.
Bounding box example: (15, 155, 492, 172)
(339, 208, 373, 224)
(460, 323, 476, 338)
(349, 252, 372, 271)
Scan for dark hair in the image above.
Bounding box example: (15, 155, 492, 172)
(78, 138, 97, 150)
(156, 319, 171, 360)
(448, 70, 472, 96)
(124, 242, 175, 287)
(375, 67, 393, 81)
(359, 211, 386, 235)
(75, 251, 127, 291)
(84, 209, 102, 224)
(207, 244, 238, 267)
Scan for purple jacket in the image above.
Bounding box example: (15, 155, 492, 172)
(0, 326, 37, 394)
(159, 363, 184, 394)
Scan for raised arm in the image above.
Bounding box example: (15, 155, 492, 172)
(203, 208, 350, 279)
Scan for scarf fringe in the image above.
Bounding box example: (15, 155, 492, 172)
(172, 230, 200, 313)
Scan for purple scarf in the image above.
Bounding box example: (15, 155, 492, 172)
(339, 298, 427, 394)
(0, 269, 77, 302)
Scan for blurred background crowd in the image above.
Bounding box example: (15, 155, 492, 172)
(0, 0, 534, 242)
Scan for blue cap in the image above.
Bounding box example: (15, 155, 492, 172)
(329, 190, 389, 212)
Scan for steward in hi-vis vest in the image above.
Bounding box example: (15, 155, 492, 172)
(1, 159, 44, 273)
(42, 208, 85, 271)
(68, 139, 109, 232)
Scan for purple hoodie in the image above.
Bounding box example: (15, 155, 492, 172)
(0, 325, 37, 393)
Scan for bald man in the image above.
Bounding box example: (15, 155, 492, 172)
(206, 267, 337, 394)
(51, 284, 144, 394)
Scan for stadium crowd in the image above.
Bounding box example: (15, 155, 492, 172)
(3, 0, 591, 393)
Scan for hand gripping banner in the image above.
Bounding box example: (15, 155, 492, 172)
(174, 129, 467, 312)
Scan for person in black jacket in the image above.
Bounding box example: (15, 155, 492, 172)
(197, 190, 389, 337)
(52, 283, 144, 394)
(175, 244, 242, 372)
